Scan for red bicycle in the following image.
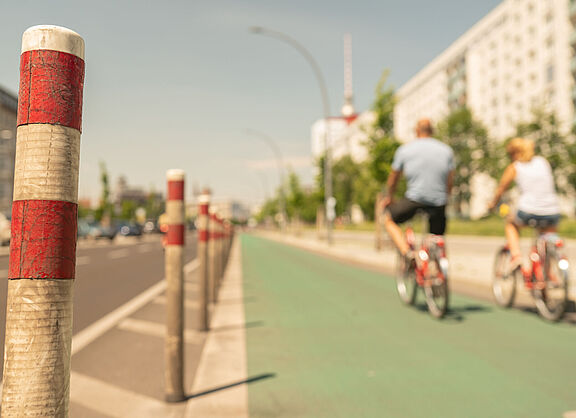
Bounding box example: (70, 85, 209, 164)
(396, 214, 449, 318)
(493, 229, 569, 322)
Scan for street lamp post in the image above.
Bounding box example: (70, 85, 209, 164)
(250, 26, 334, 245)
(245, 128, 287, 230)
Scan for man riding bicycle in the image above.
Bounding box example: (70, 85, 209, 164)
(383, 118, 455, 261)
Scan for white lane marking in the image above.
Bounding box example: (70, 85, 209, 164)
(184, 239, 248, 417)
(70, 371, 180, 418)
(117, 318, 199, 342)
(137, 244, 153, 253)
(71, 258, 199, 355)
(76, 256, 91, 266)
(108, 249, 130, 259)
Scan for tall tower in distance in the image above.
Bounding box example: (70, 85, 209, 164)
(341, 33, 355, 117)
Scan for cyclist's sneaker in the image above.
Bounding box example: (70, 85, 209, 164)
(404, 250, 417, 270)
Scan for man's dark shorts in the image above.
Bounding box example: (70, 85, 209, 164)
(386, 198, 446, 235)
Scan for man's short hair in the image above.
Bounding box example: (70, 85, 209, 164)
(416, 119, 433, 136)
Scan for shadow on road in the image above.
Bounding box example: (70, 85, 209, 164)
(414, 302, 492, 322)
(517, 300, 576, 325)
(187, 373, 277, 399)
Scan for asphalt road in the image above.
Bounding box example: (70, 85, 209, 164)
(0, 232, 197, 375)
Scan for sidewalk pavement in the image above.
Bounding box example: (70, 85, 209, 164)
(69, 237, 248, 418)
(255, 229, 576, 302)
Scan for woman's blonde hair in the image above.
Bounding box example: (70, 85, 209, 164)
(506, 137, 534, 162)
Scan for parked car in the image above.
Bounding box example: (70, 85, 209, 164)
(89, 223, 117, 240)
(117, 222, 143, 237)
(143, 220, 161, 234)
(77, 219, 93, 239)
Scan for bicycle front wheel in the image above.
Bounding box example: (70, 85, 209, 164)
(396, 252, 417, 305)
(424, 249, 449, 318)
(492, 247, 518, 308)
(534, 244, 569, 321)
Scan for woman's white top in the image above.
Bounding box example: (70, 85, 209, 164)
(514, 156, 560, 215)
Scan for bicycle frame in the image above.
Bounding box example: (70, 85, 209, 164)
(502, 233, 565, 291)
(405, 226, 447, 287)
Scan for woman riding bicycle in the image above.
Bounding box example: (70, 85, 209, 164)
(488, 137, 561, 269)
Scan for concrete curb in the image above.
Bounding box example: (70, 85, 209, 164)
(184, 237, 248, 417)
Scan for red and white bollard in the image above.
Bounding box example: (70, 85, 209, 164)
(197, 192, 210, 331)
(164, 169, 186, 402)
(209, 212, 218, 303)
(2, 25, 85, 416)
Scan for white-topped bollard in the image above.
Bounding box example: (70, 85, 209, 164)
(164, 169, 186, 402)
(197, 191, 210, 331)
(2, 25, 85, 417)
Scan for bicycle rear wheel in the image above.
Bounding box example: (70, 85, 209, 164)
(492, 247, 518, 308)
(396, 252, 417, 305)
(423, 247, 449, 318)
(534, 244, 569, 321)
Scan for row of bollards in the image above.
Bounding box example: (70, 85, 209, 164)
(0, 24, 235, 415)
(163, 182, 234, 402)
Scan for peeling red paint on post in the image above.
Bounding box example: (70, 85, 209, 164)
(18, 50, 85, 130)
(9, 200, 77, 279)
(199, 198, 209, 243)
(167, 180, 184, 201)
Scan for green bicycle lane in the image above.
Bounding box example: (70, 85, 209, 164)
(240, 234, 576, 418)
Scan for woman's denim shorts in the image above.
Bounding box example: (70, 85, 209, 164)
(515, 210, 561, 228)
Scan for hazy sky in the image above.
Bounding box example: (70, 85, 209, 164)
(0, 0, 502, 206)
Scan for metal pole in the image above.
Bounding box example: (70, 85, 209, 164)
(250, 26, 334, 245)
(164, 169, 186, 402)
(2, 25, 85, 417)
(197, 192, 210, 331)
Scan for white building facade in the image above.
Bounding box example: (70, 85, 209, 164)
(311, 112, 375, 163)
(395, 0, 576, 217)
(395, 0, 574, 142)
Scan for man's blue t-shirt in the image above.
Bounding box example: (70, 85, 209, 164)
(391, 137, 454, 206)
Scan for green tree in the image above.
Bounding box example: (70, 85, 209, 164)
(120, 200, 138, 221)
(365, 70, 400, 186)
(437, 107, 494, 216)
(285, 170, 304, 219)
(353, 163, 381, 221)
(517, 109, 576, 195)
(145, 188, 164, 220)
(331, 155, 360, 218)
(94, 161, 113, 222)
